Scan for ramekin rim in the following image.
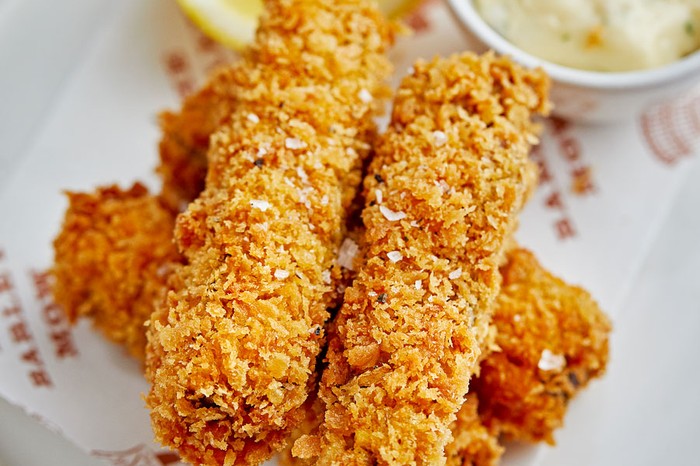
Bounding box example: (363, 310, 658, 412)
(446, 0, 700, 90)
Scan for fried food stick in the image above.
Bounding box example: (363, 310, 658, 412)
(285, 244, 609, 466)
(473, 247, 611, 445)
(446, 247, 611, 464)
(301, 53, 549, 464)
(144, 1, 395, 464)
(53, 0, 386, 363)
(52, 184, 181, 359)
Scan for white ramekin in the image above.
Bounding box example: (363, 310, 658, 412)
(445, 0, 700, 123)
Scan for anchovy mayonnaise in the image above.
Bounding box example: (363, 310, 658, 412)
(474, 0, 700, 71)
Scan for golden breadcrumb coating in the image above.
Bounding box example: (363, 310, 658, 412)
(311, 52, 549, 465)
(284, 246, 611, 466)
(51, 184, 181, 359)
(281, 394, 502, 466)
(277, 393, 325, 466)
(445, 396, 503, 466)
(145, 1, 396, 464)
(474, 247, 611, 444)
(157, 66, 238, 211)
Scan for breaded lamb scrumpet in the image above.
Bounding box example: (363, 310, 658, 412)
(51, 184, 181, 359)
(304, 53, 549, 464)
(285, 245, 610, 466)
(474, 247, 612, 444)
(157, 66, 238, 211)
(145, 1, 396, 464)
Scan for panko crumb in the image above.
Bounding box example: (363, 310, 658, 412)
(538, 349, 566, 372)
(379, 204, 406, 221)
(51, 183, 181, 360)
(144, 1, 397, 465)
(474, 247, 611, 444)
(314, 52, 550, 464)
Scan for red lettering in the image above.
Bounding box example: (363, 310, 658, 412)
(0, 272, 12, 294)
(50, 330, 79, 359)
(560, 136, 581, 162)
(555, 218, 577, 240)
(31, 269, 52, 300)
(550, 116, 571, 135)
(197, 34, 217, 53)
(3, 302, 21, 318)
(530, 146, 553, 185)
(571, 165, 596, 195)
(21, 347, 41, 365)
(10, 321, 32, 343)
(545, 191, 564, 210)
(405, 8, 431, 34)
(165, 51, 187, 74)
(29, 370, 53, 388)
(43, 302, 65, 327)
(177, 79, 194, 98)
(536, 158, 553, 184)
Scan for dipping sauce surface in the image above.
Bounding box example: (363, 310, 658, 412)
(474, 0, 700, 72)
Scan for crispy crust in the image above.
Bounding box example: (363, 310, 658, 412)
(157, 87, 220, 211)
(445, 396, 503, 466)
(51, 5, 610, 462)
(283, 246, 610, 466)
(51, 184, 181, 359)
(144, 1, 395, 464)
(474, 247, 612, 444)
(312, 53, 549, 465)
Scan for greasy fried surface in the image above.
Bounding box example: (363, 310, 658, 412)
(51, 184, 181, 359)
(145, 1, 395, 464)
(313, 53, 550, 464)
(474, 248, 612, 444)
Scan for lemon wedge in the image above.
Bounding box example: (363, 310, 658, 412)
(176, 0, 422, 50)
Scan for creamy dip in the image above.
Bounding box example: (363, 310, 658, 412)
(474, 0, 700, 71)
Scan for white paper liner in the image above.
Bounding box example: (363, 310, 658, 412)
(0, 1, 698, 465)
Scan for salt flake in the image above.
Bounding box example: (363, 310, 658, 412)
(274, 269, 290, 280)
(380, 205, 406, 222)
(414, 280, 422, 290)
(285, 137, 307, 150)
(337, 238, 359, 271)
(296, 166, 309, 183)
(449, 268, 462, 280)
(432, 130, 448, 147)
(538, 349, 566, 372)
(322, 270, 332, 284)
(358, 88, 373, 103)
(375, 189, 383, 204)
(387, 251, 403, 263)
(247, 113, 260, 124)
(250, 199, 270, 212)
